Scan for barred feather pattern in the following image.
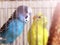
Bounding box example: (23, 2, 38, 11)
(47, 3, 60, 45)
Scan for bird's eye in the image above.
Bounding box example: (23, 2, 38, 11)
(25, 16, 28, 19)
(38, 16, 41, 18)
(26, 20, 27, 21)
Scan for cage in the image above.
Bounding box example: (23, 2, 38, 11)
(0, 0, 60, 45)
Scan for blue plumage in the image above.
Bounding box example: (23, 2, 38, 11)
(1, 19, 24, 43)
(0, 5, 32, 44)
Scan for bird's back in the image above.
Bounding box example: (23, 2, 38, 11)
(0, 19, 24, 43)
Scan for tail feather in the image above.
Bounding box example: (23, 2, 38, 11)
(0, 38, 6, 43)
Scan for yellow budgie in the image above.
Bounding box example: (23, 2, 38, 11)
(27, 12, 49, 45)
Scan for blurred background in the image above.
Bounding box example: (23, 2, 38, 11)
(0, 0, 60, 45)
(0, 0, 59, 1)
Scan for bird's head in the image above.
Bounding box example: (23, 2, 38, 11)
(33, 12, 47, 26)
(13, 5, 32, 23)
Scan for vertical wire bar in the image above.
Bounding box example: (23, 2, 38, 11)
(15, 1, 18, 45)
(28, 1, 31, 45)
(34, 7, 37, 45)
(23, 0, 25, 45)
(0, 2, 1, 45)
(2, 2, 5, 45)
(43, 7, 44, 45)
(13, 2, 15, 45)
(44, 7, 47, 45)
(6, 2, 8, 45)
(0, 3, 1, 30)
(29, 1, 32, 45)
(43, 7, 48, 45)
(3, 2, 7, 45)
(43, 7, 45, 45)
(16, 1, 19, 45)
(46, 7, 47, 45)
(29, 2, 31, 45)
(4, 1, 6, 42)
(0, 3, 1, 33)
(10, 3, 11, 45)
(1, 1, 3, 45)
(19, 6, 20, 45)
(0, 9, 1, 45)
(29, 7, 34, 45)
(16, 2, 20, 45)
(26, 1, 27, 45)
(1, 2, 3, 45)
(19, 3, 21, 45)
(35, 1, 38, 45)
(22, 1, 24, 45)
(0, 1, 1, 34)
(10, 2, 14, 45)
(34, 7, 36, 45)
(42, 7, 47, 45)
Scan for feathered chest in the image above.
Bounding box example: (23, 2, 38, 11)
(2, 19, 24, 38)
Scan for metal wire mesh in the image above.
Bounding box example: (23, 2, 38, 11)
(0, 1, 59, 45)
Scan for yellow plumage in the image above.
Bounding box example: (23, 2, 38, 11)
(27, 12, 48, 45)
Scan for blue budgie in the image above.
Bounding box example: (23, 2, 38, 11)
(0, 5, 32, 44)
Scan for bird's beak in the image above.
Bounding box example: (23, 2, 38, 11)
(33, 15, 37, 20)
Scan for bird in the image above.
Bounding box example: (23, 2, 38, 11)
(0, 5, 32, 44)
(47, 3, 60, 45)
(27, 12, 48, 45)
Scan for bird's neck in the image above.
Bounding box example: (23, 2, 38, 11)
(17, 18, 26, 24)
(19, 20, 26, 25)
(33, 21, 46, 27)
(14, 19, 26, 25)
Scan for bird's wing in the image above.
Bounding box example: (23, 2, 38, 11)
(0, 18, 12, 32)
(0, 10, 16, 32)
